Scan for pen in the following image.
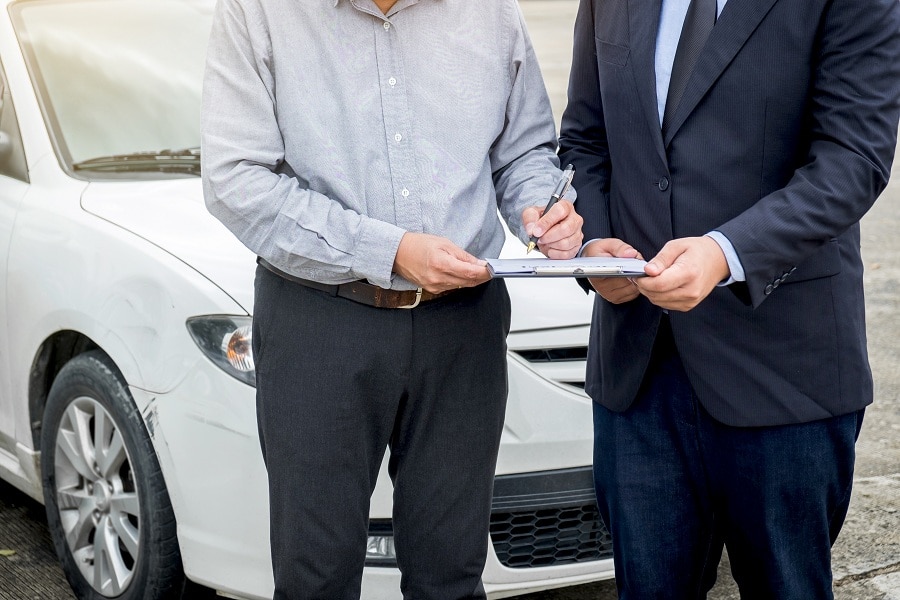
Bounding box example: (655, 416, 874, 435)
(526, 164, 576, 254)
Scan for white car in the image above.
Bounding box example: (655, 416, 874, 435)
(0, 0, 614, 598)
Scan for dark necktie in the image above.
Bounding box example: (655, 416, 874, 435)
(662, 0, 716, 137)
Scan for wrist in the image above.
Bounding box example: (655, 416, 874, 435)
(392, 232, 415, 276)
(703, 235, 731, 283)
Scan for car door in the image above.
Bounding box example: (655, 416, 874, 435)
(0, 56, 30, 453)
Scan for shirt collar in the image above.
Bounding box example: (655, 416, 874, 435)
(332, 0, 439, 7)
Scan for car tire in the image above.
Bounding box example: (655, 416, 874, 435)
(40, 350, 187, 600)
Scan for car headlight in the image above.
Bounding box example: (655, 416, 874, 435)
(186, 316, 256, 387)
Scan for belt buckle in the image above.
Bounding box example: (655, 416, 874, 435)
(398, 288, 423, 309)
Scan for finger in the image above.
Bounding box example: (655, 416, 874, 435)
(591, 280, 641, 304)
(637, 259, 694, 294)
(442, 256, 490, 282)
(540, 226, 584, 250)
(421, 265, 489, 293)
(606, 282, 639, 298)
(537, 218, 583, 249)
(440, 241, 487, 266)
(644, 241, 685, 276)
(532, 201, 574, 238)
(615, 243, 640, 259)
(608, 289, 641, 304)
(449, 268, 491, 291)
(644, 295, 692, 312)
(590, 277, 635, 296)
(456, 251, 487, 266)
(541, 237, 585, 260)
(582, 238, 636, 258)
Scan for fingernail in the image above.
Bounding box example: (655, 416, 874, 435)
(533, 227, 543, 237)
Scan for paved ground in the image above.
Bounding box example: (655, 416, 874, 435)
(0, 485, 74, 599)
(1, 2, 898, 599)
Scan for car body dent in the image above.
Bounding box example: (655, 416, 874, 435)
(4, 165, 245, 451)
(80, 179, 256, 314)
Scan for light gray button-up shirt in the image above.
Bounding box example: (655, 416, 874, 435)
(201, 0, 566, 290)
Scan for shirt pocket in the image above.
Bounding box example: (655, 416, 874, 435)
(595, 38, 630, 67)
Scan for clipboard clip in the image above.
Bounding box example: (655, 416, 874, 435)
(533, 266, 624, 276)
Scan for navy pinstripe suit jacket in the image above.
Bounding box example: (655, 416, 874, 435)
(558, 0, 900, 426)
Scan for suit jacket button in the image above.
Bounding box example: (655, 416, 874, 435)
(658, 177, 669, 191)
(765, 284, 774, 295)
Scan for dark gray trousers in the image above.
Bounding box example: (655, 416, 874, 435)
(252, 266, 511, 600)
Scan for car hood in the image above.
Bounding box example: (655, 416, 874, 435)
(81, 179, 258, 312)
(81, 179, 593, 331)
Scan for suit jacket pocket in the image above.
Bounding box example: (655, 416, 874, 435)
(596, 38, 630, 67)
(784, 240, 841, 284)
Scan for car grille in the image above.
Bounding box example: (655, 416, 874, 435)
(490, 467, 613, 569)
(512, 347, 588, 362)
(510, 345, 589, 391)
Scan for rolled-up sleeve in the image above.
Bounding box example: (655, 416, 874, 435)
(491, 0, 573, 243)
(200, 0, 405, 288)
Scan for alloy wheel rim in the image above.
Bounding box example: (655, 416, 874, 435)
(53, 396, 141, 596)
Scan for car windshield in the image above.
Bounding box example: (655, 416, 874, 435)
(11, 0, 214, 177)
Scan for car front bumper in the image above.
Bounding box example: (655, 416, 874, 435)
(132, 349, 612, 600)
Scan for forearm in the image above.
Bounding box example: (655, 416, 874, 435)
(492, 1, 568, 243)
(202, 160, 405, 287)
(719, 0, 900, 304)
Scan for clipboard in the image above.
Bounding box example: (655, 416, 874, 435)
(486, 257, 648, 278)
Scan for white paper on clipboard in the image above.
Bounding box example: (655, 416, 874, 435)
(485, 257, 648, 278)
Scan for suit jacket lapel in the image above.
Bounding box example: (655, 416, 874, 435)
(628, 0, 666, 165)
(663, 0, 780, 147)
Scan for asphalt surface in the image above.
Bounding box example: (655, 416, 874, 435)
(1, 2, 899, 599)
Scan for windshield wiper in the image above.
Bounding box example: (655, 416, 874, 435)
(72, 147, 201, 175)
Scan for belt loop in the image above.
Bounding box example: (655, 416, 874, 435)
(399, 288, 423, 309)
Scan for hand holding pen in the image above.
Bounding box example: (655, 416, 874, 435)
(524, 164, 580, 256)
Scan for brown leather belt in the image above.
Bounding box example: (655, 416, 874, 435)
(258, 258, 454, 309)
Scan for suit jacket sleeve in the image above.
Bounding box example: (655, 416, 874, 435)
(716, 0, 900, 307)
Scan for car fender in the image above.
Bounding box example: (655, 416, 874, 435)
(5, 170, 246, 453)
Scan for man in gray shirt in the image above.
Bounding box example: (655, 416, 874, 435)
(201, 0, 582, 598)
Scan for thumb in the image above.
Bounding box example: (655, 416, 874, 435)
(521, 206, 542, 236)
(447, 243, 486, 266)
(645, 243, 680, 276)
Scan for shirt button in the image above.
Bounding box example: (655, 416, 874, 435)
(658, 177, 670, 191)
(388, 77, 397, 87)
(383, 21, 391, 30)
(401, 188, 410, 197)
(394, 133, 402, 142)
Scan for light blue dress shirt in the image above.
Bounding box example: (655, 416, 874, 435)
(655, 0, 746, 283)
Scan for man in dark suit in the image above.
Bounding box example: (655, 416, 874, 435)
(558, 0, 900, 596)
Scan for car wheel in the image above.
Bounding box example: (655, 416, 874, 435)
(40, 350, 186, 600)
